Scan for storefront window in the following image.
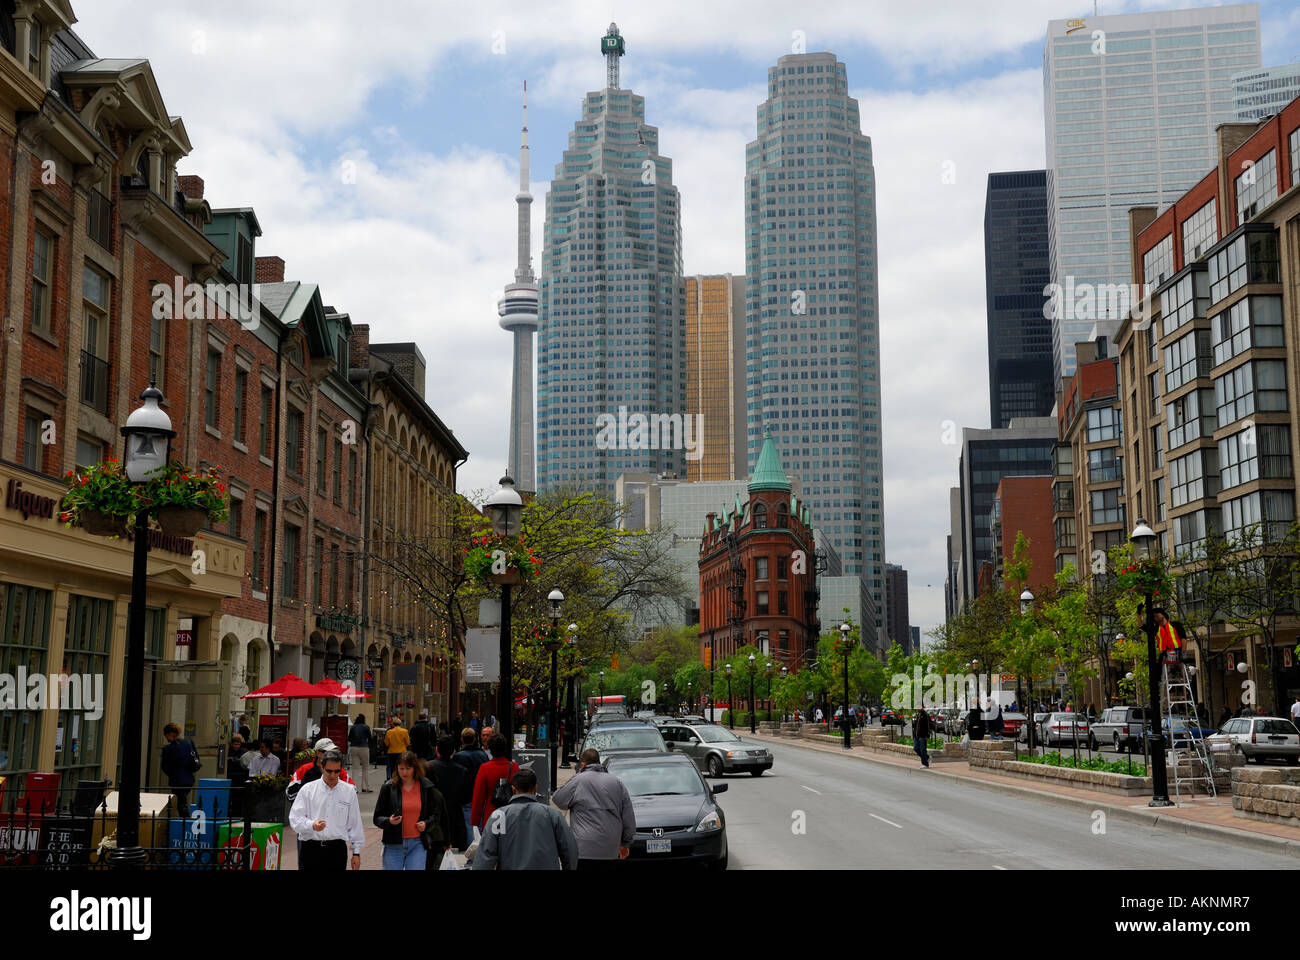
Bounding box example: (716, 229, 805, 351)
(54, 595, 113, 797)
(0, 583, 53, 784)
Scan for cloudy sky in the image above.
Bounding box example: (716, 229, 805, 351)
(74, 0, 1300, 637)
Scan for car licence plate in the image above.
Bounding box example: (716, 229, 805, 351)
(646, 838, 671, 854)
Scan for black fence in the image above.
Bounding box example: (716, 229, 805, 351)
(0, 782, 287, 871)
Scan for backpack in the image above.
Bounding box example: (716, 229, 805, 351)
(490, 764, 515, 809)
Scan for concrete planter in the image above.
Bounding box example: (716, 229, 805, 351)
(1232, 767, 1300, 826)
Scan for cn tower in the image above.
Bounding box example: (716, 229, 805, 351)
(499, 82, 538, 492)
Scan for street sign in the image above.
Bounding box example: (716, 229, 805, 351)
(703, 646, 712, 669)
(514, 749, 552, 803)
(464, 629, 499, 683)
(610, 653, 620, 670)
(466, 662, 484, 681)
(1054, 671, 1067, 684)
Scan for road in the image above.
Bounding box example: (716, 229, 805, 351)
(716, 739, 1299, 869)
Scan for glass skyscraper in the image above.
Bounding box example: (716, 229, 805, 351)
(985, 170, 1053, 429)
(1044, 5, 1260, 382)
(536, 25, 686, 492)
(744, 51, 885, 637)
(1233, 63, 1300, 122)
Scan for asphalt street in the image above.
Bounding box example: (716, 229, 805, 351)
(716, 738, 1299, 869)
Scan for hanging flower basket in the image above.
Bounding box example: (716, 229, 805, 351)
(464, 534, 540, 588)
(60, 458, 137, 537)
(78, 508, 130, 538)
(156, 505, 207, 537)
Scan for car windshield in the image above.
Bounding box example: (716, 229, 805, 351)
(611, 764, 705, 797)
(693, 725, 739, 742)
(584, 729, 663, 751)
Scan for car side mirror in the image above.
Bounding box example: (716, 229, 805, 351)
(688, 736, 700, 744)
(665, 742, 675, 750)
(712, 783, 728, 794)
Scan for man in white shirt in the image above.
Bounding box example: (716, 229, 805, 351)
(247, 740, 281, 776)
(1290, 696, 1300, 724)
(288, 750, 364, 870)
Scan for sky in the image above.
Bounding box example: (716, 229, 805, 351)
(71, 0, 1300, 640)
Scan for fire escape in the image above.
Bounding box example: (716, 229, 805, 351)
(800, 549, 828, 665)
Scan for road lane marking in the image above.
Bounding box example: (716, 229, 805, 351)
(801, 785, 822, 795)
(869, 813, 903, 829)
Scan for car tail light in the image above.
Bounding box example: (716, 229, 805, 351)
(1122, 726, 1128, 735)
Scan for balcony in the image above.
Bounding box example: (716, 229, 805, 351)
(79, 351, 110, 415)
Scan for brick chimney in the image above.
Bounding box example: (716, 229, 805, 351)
(255, 256, 285, 283)
(350, 324, 371, 370)
(177, 175, 204, 200)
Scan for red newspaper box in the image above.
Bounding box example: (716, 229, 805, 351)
(23, 772, 61, 815)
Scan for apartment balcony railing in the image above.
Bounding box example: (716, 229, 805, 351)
(79, 351, 110, 415)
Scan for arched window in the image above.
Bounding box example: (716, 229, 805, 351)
(754, 503, 767, 529)
(777, 504, 789, 528)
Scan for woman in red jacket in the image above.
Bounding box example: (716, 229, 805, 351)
(471, 733, 520, 831)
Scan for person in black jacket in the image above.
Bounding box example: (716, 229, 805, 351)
(912, 707, 932, 767)
(410, 713, 435, 761)
(430, 738, 469, 851)
(372, 752, 451, 870)
(965, 701, 985, 742)
(451, 727, 488, 843)
(160, 722, 198, 817)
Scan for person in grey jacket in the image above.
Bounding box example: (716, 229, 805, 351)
(550, 748, 635, 869)
(471, 768, 576, 870)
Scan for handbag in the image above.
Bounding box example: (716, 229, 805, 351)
(490, 763, 515, 809)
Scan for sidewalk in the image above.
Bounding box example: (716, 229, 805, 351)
(278, 754, 579, 870)
(750, 729, 1300, 859)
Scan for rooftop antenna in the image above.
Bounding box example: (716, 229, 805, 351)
(601, 22, 625, 89)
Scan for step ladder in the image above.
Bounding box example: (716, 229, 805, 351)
(1162, 659, 1217, 803)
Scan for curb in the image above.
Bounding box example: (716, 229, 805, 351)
(751, 731, 1300, 860)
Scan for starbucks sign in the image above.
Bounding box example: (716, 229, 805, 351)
(336, 658, 361, 682)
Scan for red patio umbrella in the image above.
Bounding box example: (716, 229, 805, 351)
(241, 673, 327, 700)
(314, 677, 372, 700)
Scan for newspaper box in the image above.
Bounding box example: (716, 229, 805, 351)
(217, 821, 282, 871)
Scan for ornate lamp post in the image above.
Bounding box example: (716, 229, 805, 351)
(1131, 518, 1172, 806)
(1020, 589, 1035, 752)
(725, 663, 733, 729)
(839, 622, 852, 750)
(485, 475, 523, 759)
(780, 664, 788, 723)
(545, 588, 564, 788)
(747, 652, 757, 734)
(110, 382, 175, 870)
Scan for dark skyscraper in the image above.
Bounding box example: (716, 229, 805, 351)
(985, 170, 1052, 429)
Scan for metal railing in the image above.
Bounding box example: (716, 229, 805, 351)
(0, 783, 282, 871)
(79, 351, 110, 414)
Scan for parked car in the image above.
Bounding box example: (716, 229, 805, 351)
(1091, 706, 1150, 751)
(1205, 716, 1300, 764)
(1000, 712, 1027, 739)
(1018, 712, 1051, 744)
(605, 753, 728, 870)
(658, 721, 773, 778)
(879, 709, 905, 727)
(1160, 716, 1216, 747)
(1040, 713, 1095, 748)
(579, 721, 667, 760)
(932, 708, 960, 736)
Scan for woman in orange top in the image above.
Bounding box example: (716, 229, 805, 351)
(374, 751, 434, 870)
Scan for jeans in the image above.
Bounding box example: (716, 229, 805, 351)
(462, 803, 473, 846)
(387, 753, 400, 779)
(382, 837, 427, 870)
(913, 738, 930, 767)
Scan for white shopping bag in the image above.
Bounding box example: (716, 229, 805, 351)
(439, 850, 458, 871)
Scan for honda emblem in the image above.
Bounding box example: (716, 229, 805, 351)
(652, 827, 664, 838)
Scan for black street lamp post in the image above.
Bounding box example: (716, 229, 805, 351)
(545, 589, 564, 789)
(840, 622, 852, 750)
(708, 640, 715, 722)
(747, 653, 757, 734)
(1020, 589, 1036, 754)
(780, 665, 788, 722)
(1131, 518, 1172, 806)
(765, 660, 773, 724)
(725, 663, 733, 729)
(485, 475, 524, 760)
(110, 382, 176, 870)
(561, 623, 577, 767)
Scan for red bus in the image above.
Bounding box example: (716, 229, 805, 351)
(586, 695, 626, 718)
